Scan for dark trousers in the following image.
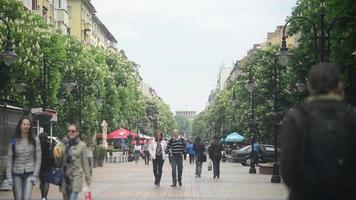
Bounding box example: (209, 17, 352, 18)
(39, 174, 49, 199)
(212, 158, 221, 178)
(152, 155, 164, 185)
(189, 154, 195, 164)
(144, 151, 150, 165)
(171, 154, 183, 184)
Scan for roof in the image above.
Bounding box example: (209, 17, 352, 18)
(83, 0, 97, 14)
(92, 14, 118, 43)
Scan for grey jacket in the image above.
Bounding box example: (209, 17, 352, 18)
(6, 137, 42, 179)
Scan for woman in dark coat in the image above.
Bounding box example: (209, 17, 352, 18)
(39, 132, 54, 200)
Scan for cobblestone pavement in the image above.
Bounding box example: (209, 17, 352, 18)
(0, 159, 288, 200)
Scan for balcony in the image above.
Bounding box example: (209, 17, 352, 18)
(84, 22, 92, 31)
(56, 8, 69, 26)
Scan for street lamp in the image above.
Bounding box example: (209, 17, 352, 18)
(295, 80, 306, 93)
(277, 0, 356, 65)
(246, 74, 257, 174)
(0, 16, 17, 66)
(14, 82, 26, 93)
(231, 93, 238, 107)
(270, 59, 282, 183)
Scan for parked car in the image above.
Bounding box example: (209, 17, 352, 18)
(230, 144, 280, 166)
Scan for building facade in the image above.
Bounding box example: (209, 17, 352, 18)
(175, 111, 197, 120)
(92, 14, 118, 50)
(217, 66, 232, 90)
(21, 0, 70, 34)
(67, 0, 96, 44)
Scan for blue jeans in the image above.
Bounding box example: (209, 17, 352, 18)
(63, 191, 79, 200)
(12, 172, 34, 200)
(212, 158, 221, 178)
(171, 154, 183, 184)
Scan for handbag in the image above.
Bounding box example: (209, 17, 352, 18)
(200, 153, 207, 163)
(46, 168, 64, 186)
(84, 186, 92, 200)
(208, 161, 212, 171)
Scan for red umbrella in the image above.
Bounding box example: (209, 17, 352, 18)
(107, 128, 138, 139)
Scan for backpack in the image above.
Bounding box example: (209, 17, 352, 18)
(11, 135, 37, 165)
(297, 102, 356, 198)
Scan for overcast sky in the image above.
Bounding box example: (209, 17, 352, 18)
(91, 0, 296, 113)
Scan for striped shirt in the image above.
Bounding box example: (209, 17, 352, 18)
(6, 137, 42, 179)
(166, 136, 186, 155)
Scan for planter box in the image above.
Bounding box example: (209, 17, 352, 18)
(259, 163, 274, 175)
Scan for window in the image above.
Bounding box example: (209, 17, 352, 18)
(265, 146, 275, 152)
(58, 0, 62, 8)
(32, 0, 38, 10)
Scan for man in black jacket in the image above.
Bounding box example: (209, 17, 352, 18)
(281, 63, 356, 200)
(208, 136, 223, 179)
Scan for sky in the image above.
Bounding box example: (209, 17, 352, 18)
(91, 0, 297, 113)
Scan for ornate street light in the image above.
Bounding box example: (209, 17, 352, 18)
(295, 80, 306, 93)
(96, 97, 103, 107)
(246, 74, 257, 174)
(0, 16, 17, 66)
(245, 75, 256, 94)
(231, 93, 238, 107)
(276, 44, 292, 67)
(59, 98, 67, 106)
(278, 0, 356, 66)
(64, 79, 77, 93)
(14, 82, 26, 93)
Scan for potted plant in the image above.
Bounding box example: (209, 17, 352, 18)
(94, 146, 106, 167)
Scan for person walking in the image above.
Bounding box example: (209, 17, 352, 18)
(193, 136, 205, 178)
(39, 132, 54, 200)
(208, 136, 223, 179)
(149, 131, 167, 186)
(133, 143, 142, 164)
(166, 129, 186, 187)
(6, 116, 42, 200)
(143, 140, 150, 165)
(85, 138, 94, 176)
(53, 123, 91, 200)
(281, 63, 356, 200)
(187, 141, 195, 165)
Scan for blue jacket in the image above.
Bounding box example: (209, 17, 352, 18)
(187, 144, 195, 155)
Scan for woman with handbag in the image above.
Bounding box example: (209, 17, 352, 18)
(149, 131, 167, 186)
(54, 123, 91, 200)
(193, 136, 206, 178)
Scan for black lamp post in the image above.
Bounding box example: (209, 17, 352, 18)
(246, 74, 257, 174)
(0, 16, 17, 67)
(277, 0, 356, 66)
(62, 80, 102, 130)
(269, 59, 283, 183)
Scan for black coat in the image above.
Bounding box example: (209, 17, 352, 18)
(40, 141, 54, 174)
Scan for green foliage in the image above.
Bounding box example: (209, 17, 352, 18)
(139, 97, 175, 137)
(174, 115, 192, 137)
(0, 0, 172, 140)
(193, 0, 356, 143)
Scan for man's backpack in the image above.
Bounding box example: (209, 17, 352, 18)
(298, 102, 356, 197)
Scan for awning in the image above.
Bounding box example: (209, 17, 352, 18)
(224, 132, 245, 142)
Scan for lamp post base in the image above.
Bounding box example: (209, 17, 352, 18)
(271, 175, 281, 183)
(249, 167, 256, 174)
(271, 162, 281, 183)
